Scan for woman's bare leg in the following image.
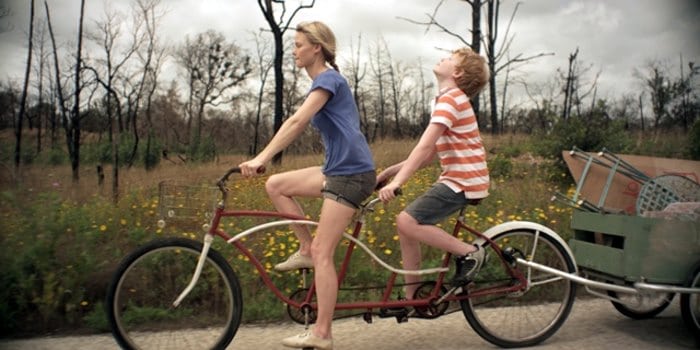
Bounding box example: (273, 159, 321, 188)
(309, 199, 356, 340)
(397, 212, 422, 299)
(265, 166, 324, 256)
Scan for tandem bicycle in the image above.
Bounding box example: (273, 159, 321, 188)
(106, 167, 579, 349)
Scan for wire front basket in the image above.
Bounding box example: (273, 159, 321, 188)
(158, 181, 220, 223)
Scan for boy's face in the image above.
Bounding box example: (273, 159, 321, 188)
(433, 53, 460, 79)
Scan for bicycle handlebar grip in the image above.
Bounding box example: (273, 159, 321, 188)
(375, 180, 402, 196)
(217, 166, 267, 189)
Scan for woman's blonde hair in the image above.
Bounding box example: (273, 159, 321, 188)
(452, 47, 489, 98)
(296, 21, 339, 72)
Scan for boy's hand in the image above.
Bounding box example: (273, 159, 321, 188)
(378, 182, 401, 202)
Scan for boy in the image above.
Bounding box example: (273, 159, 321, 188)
(377, 47, 490, 299)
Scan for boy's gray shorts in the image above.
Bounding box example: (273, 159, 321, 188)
(404, 183, 481, 225)
(322, 170, 377, 209)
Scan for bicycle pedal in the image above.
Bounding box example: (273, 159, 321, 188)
(395, 314, 408, 323)
(379, 307, 409, 318)
(362, 312, 373, 324)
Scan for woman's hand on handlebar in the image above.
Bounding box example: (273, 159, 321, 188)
(238, 158, 265, 177)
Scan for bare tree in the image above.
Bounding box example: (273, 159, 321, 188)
(14, 0, 34, 175)
(400, 0, 483, 115)
(281, 40, 305, 137)
(50, 0, 88, 183)
(560, 47, 578, 122)
(256, 0, 315, 164)
(416, 57, 434, 131)
(379, 37, 412, 138)
(250, 30, 274, 155)
(134, 0, 167, 170)
(638, 91, 646, 132)
(671, 57, 699, 131)
(175, 30, 251, 159)
(345, 34, 370, 137)
(84, 5, 135, 199)
(44, 0, 70, 154)
(558, 47, 599, 124)
(29, 18, 51, 154)
(484, 1, 552, 133)
(402, 0, 552, 134)
(368, 38, 389, 140)
(520, 74, 560, 133)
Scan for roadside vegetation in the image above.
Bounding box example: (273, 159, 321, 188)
(0, 130, 694, 337)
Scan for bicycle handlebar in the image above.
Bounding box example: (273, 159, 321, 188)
(217, 166, 266, 192)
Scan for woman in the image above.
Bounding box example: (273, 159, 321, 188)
(239, 21, 375, 350)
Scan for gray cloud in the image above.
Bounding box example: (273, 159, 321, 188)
(0, 0, 698, 103)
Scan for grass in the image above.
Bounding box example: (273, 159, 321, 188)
(0, 135, 578, 337)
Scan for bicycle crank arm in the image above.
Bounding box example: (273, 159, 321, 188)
(434, 285, 463, 305)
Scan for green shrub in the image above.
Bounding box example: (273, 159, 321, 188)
(45, 147, 67, 165)
(82, 302, 110, 332)
(532, 115, 632, 174)
(488, 154, 513, 178)
(142, 133, 162, 170)
(499, 143, 523, 158)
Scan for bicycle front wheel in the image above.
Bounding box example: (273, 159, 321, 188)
(106, 237, 243, 350)
(461, 229, 576, 348)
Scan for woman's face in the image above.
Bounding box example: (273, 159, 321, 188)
(293, 32, 318, 68)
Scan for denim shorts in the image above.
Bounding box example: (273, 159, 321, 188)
(322, 170, 377, 209)
(404, 183, 480, 225)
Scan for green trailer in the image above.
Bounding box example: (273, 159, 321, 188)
(569, 210, 699, 286)
(533, 148, 700, 339)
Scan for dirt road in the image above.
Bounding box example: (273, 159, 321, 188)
(0, 298, 696, 349)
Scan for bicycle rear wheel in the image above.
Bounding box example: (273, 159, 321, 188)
(461, 229, 576, 348)
(106, 237, 242, 350)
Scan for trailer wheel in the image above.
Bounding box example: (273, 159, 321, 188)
(607, 291, 674, 319)
(681, 262, 700, 343)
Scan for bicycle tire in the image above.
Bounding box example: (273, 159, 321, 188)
(608, 291, 674, 319)
(681, 262, 700, 343)
(460, 228, 577, 348)
(106, 237, 243, 350)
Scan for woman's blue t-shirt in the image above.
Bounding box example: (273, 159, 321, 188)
(310, 70, 374, 176)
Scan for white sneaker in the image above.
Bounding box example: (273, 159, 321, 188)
(281, 331, 333, 349)
(274, 251, 313, 271)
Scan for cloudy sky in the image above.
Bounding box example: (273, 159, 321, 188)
(0, 0, 698, 105)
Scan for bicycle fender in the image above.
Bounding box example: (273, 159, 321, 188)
(476, 220, 578, 271)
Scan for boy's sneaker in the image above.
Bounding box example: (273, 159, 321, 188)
(274, 251, 313, 271)
(451, 244, 485, 286)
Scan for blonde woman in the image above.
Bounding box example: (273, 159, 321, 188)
(239, 21, 375, 349)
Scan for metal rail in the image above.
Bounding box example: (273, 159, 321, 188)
(516, 258, 700, 294)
